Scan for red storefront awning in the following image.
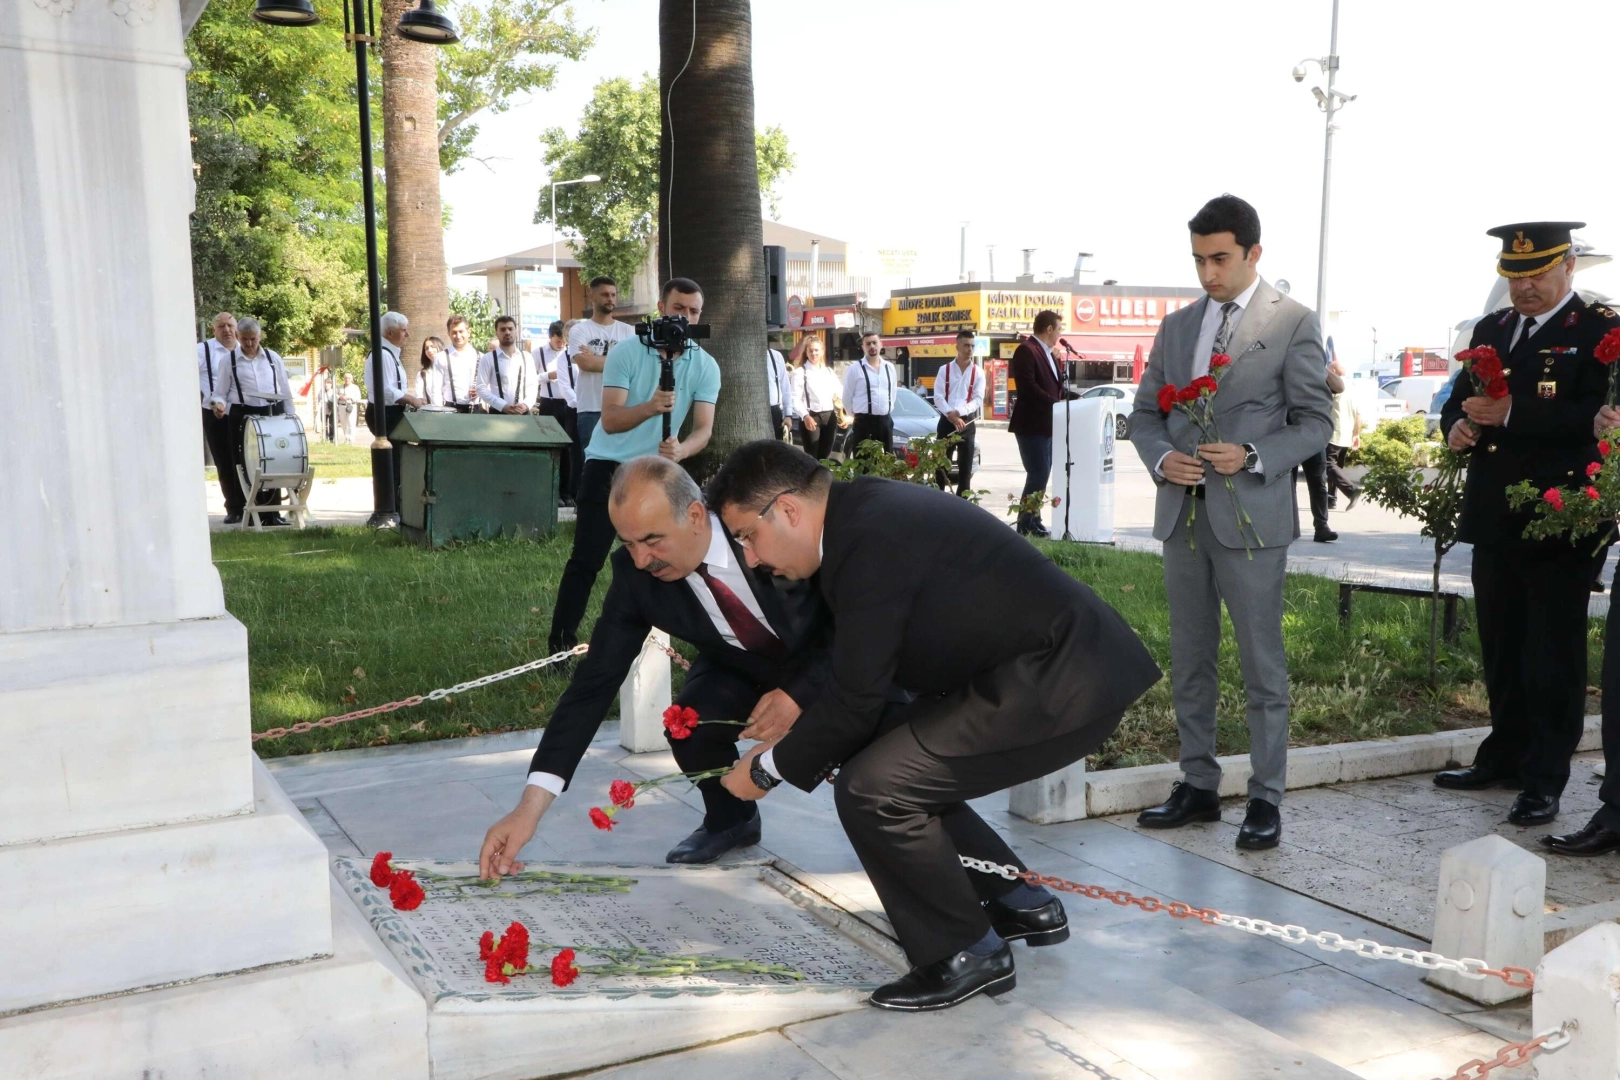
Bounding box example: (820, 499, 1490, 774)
(880, 335, 961, 349)
(1056, 334, 1154, 360)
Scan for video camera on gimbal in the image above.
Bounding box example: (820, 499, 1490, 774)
(634, 314, 710, 354)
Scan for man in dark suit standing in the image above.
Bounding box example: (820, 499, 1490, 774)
(1436, 221, 1617, 827)
(707, 441, 1161, 1012)
(1006, 310, 1076, 535)
(479, 456, 832, 875)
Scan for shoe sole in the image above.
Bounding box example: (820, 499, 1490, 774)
(1541, 845, 1620, 858)
(997, 925, 1070, 947)
(1235, 836, 1281, 851)
(1137, 808, 1222, 829)
(664, 829, 762, 865)
(867, 971, 1017, 1012)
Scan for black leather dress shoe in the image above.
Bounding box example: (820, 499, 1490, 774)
(1507, 793, 1559, 827)
(985, 895, 1069, 947)
(868, 942, 1015, 1011)
(1433, 765, 1518, 791)
(222, 512, 243, 525)
(1313, 526, 1338, 543)
(1028, 520, 1051, 538)
(1137, 781, 1221, 829)
(1236, 799, 1282, 851)
(1540, 818, 1620, 857)
(665, 813, 761, 864)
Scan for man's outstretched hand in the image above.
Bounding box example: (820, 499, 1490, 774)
(478, 785, 553, 881)
(741, 688, 800, 743)
(721, 744, 772, 802)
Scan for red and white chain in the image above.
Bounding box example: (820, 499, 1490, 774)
(1431, 1021, 1575, 1080)
(958, 856, 1534, 990)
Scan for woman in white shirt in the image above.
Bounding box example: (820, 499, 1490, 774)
(337, 373, 362, 444)
(792, 337, 847, 460)
(419, 336, 448, 407)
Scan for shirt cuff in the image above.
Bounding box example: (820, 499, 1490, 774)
(1154, 450, 1170, 478)
(757, 749, 782, 781)
(526, 771, 566, 796)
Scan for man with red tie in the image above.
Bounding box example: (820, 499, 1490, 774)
(479, 455, 835, 874)
(1006, 310, 1077, 535)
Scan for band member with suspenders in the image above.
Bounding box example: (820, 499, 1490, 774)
(934, 329, 984, 495)
(843, 330, 897, 456)
(221, 316, 293, 526)
(537, 320, 579, 504)
(199, 311, 240, 517)
(477, 315, 536, 415)
(443, 315, 480, 413)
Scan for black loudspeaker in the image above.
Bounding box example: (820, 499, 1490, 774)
(763, 245, 787, 329)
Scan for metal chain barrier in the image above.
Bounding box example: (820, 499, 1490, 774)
(252, 645, 588, 742)
(659, 643, 692, 671)
(959, 856, 1534, 990)
(1431, 1021, 1575, 1080)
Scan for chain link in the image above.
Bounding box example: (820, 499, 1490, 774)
(659, 643, 692, 672)
(959, 856, 1534, 988)
(252, 645, 588, 742)
(1432, 1021, 1575, 1080)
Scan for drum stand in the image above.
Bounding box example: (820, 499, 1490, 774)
(235, 466, 314, 530)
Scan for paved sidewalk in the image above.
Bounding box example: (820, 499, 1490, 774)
(267, 726, 1547, 1080)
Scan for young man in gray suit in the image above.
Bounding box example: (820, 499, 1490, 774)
(1128, 194, 1333, 850)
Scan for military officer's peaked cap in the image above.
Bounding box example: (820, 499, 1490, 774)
(1486, 221, 1585, 279)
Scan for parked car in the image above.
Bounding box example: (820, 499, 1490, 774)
(1381, 375, 1451, 417)
(1425, 372, 1462, 435)
(823, 387, 982, 482)
(1078, 383, 1139, 439)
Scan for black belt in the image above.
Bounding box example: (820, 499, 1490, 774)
(451, 403, 475, 414)
(230, 403, 276, 416)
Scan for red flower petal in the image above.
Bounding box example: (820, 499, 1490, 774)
(550, 948, 580, 988)
(1157, 385, 1178, 413)
(609, 779, 637, 808)
(1587, 486, 1602, 501)
(1595, 329, 1620, 364)
(1486, 376, 1509, 400)
(1544, 488, 1565, 512)
(1209, 353, 1232, 369)
(479, 931, 495, 961)
(389, 870, 425, 911)
(484, 955, 510, 984)
(589, 807, 615, 831)
(1588, 461, 1602, 478)
(370, 851, 394, 888)
(496, 921, 530, 970)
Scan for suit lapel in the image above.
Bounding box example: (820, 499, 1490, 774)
(1224, 280, 1280, 363)
(1176, 296, 1211, 384)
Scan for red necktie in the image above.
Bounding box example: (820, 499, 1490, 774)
(695, 564, 786, 658)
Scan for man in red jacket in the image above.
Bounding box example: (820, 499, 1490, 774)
(1006, 310, 1076, 535)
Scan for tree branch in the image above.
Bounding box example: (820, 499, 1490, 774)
(439, 108, 482, 147)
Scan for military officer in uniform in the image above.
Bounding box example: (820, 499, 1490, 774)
(1436, 222, 1619, 826)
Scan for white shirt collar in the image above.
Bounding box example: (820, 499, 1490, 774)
(1528, 291, 1577, 328)
(701, 513, 732, 570)
(1221, 277, 1262, 313)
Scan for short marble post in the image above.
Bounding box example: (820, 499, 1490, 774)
(619, 630, 674, 753)
(1425, 834, 1543, 1004)
(1532, 922, 1620, 1079)
(1009, 760, 1088, 824)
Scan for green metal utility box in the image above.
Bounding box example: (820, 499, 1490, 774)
(393, 412, 572, 548)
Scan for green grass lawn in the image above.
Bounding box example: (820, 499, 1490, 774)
(207, 441, 374, 481)
(218, 527, 1603, 767)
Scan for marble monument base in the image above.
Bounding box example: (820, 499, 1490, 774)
(336, 858, 905, 1080)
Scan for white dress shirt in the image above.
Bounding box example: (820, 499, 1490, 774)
(477, 347, 536, 412)
(1191, 276, 1261, 379)
(796, 363, 841, 414)
(198, 339, 233, 407)
(538, 346, 578, 408)
(934, 359, 984, 418)
(766, 348, 792, 410)
(422, 360, 449, 407)
(526, 514, 778, 795)
(221, 347, 290, 409)
(441, 344, 479, 407)
(568, 318, 636, 413)
(365, 341, 408, 405)
(1509, 290, 1576, 350)
(842, 358, 897, 415)
(1033, 337, 1061, 383)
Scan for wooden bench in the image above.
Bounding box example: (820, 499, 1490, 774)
(1338, 582, 1464, 644)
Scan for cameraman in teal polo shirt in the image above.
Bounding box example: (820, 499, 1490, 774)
(548, 278, 722, 652)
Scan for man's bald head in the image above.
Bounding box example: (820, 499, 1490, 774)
(211, 311, 237, 347)
(609, 457, 711, 581)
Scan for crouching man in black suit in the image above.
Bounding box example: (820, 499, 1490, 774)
(479, 455, 832, 874)
(707, 441, 1162, 1012)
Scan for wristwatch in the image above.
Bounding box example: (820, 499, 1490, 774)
(749, 756, 781, 792)
(1241, 443, 1260, 473)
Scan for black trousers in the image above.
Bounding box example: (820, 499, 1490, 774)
(770, 405, 784, 441)
(1599, 596, 1620, 831)
(801, 411, 837, 460)
(537, 397, 578, 500)
(549, 458, 620, 651)
(1325, 445, 1359, 501)
(1297, 450, 1329, 530)
(935, 415, 977, 495)
(365, 403, 406, 511)
(667, 657, 778, 833)
(1470, 544, 1591, 797)
(225, 404, 284, 515)
(202, 407, 236, 509)
(848, 413, 894, 457)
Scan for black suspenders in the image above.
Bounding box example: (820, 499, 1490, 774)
(229, 349, 243, 404)
(859, 362, 890, 416)
(229, 349, 282, 409)
(446, 350, 458, 402)
(492, 349, 504, 401)
(204, 343, 216, 393)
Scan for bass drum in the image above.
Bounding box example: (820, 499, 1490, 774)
(244, 413, 309, 484)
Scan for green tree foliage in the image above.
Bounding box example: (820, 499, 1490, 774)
(535, 76, 795, 287)
(186, 0, 371, 352)
(437, 0, 595, 173)
(449, 287, 502, 346)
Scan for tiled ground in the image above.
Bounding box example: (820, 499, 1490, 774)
(264, 724, 1569, 1080)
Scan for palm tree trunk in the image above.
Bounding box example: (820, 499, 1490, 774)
(658, 0, 767, 481)
(381, 0, 449, 391)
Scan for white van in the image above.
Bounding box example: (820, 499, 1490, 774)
(1380, 375, 1450, 417)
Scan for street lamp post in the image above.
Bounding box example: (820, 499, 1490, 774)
(549, 175, 602, 272)
(1293, 0, 1357, 322)
(252, 0, 460, 527)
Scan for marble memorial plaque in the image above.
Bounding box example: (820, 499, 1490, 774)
(334, 858, 899, 1005)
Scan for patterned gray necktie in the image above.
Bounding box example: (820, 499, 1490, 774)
(1212, 301, 1238, 358)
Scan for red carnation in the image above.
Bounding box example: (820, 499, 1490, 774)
(905, 451, 920, 469)
(662, 704, 699, 740)
(1471, 350, 1504, 380)
(1602, 440, 1612, 457)
(389, 869, 425, 911)
(1157, 385, 1178, 413)
(609, 779, 637, 808)
(1486, 376, 1509, 399)
(479, 931, 495, 961)
(484, 955, 510, 984)
(1209, 353, 1232, 369)
(1176, 385, 1200, 403)
(1051, 496, 1061, 508)
(496, 921, 530, 970)
(1544, 488, 1565, 512)
(1190, 375, 1218, 395)
(550, 948, 580, 988)
(589, 807, 615, 831)
(1587, 486, 1602, 501)
(1588, 461, 1602, 478)
(1595, 328, 1620, 364)
(370, 851, 395, 888)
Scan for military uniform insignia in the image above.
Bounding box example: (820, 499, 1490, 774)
(1565, 309, 1580, 327)
(1595, 305, 1619, 319)
(1512, 231, 1534, 253)
(1543, 346, 1578, 355)
(1497, 311, 1516, 326)
(1538, 381, 1558, 399)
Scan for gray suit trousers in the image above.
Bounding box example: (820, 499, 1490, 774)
(1162, 494, 1290, 804)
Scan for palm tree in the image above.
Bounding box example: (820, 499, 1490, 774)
(658, 0, 768, 479)
(381, 0, 450, 388)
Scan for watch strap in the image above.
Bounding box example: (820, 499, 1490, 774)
(750, 756, 780, 791)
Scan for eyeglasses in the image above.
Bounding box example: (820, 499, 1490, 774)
(733, 489, 794, 550)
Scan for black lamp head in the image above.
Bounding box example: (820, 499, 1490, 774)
(397, 0, 460, 44)
(252, 0, 320, 26)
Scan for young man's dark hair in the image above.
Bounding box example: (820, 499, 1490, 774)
(494, 314, 517, 330)
(661, 277, 703, 302)
(706, 439, 829, 516)
(955, 329, 976, 341)
(447, 314, 469, 331)
(860, 330, 881, 342)
(1187, 194, 1262, 253)
(588, 276, 617, 291)
(1032, 310, 1062, 335)
(548, 320, 565, 338)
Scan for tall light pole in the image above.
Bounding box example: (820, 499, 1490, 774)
(548, 174, 601, 271)
(1293, 0, 1357, 322)
(253, 0, 460, 528)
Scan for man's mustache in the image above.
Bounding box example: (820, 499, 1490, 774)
(645, 558, 673, 575)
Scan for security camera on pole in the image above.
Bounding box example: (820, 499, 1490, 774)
(1291, 0, 1358, 322)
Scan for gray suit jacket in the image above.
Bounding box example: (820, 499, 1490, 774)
(1129, 279, 1332, 548)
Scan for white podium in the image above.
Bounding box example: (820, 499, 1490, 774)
(1046, 398, 1116, 543)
